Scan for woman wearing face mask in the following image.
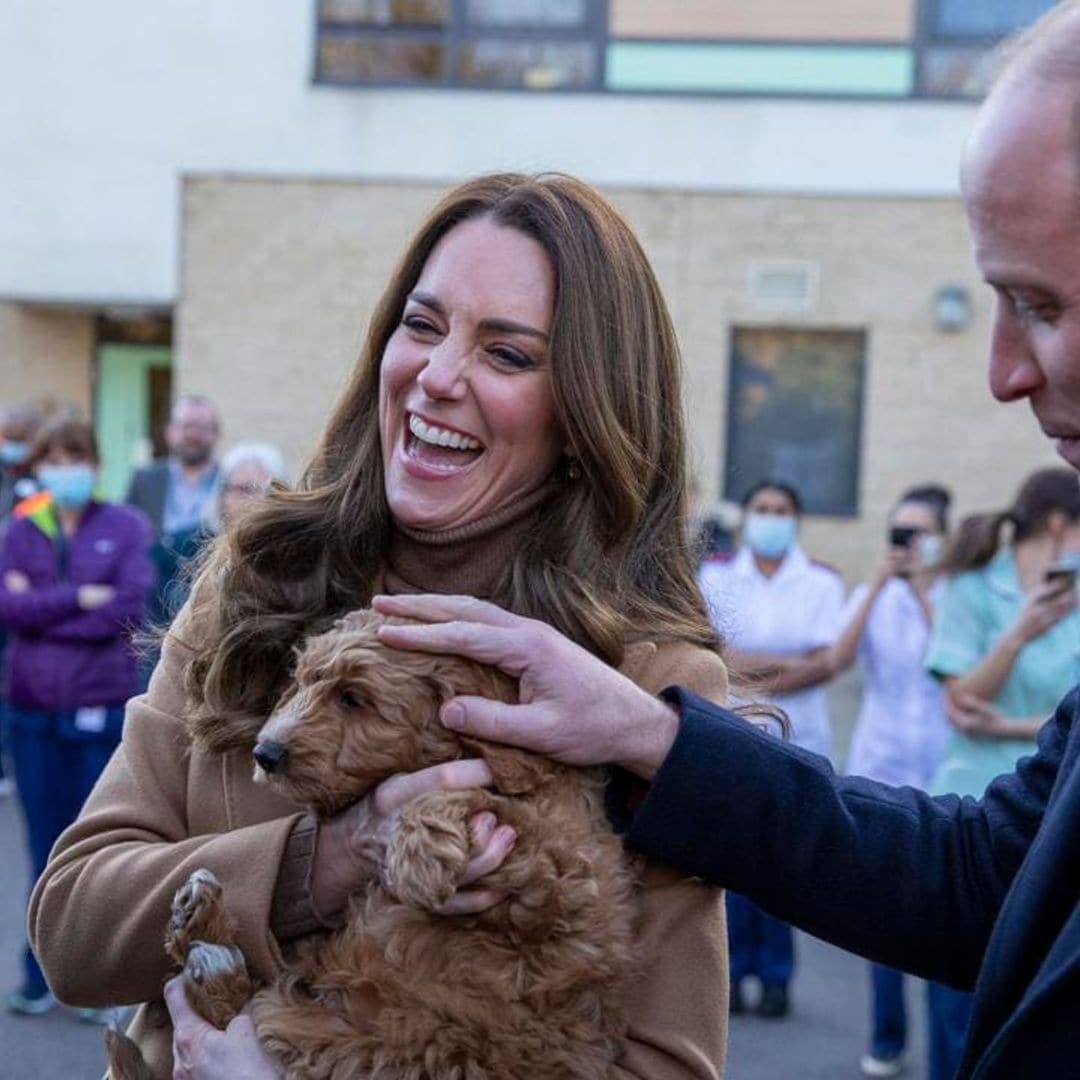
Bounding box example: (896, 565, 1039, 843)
(698, 479, 845, 1020)
(0, 415, 152, 1017)
(827, 484, 953, 1079)
(920, 466, 1080, 1080)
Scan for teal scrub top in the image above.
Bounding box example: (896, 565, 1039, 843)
(925, 547, 1080, 797)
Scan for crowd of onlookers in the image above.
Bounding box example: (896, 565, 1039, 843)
(699, 471, 1079, 1080)
(0, 394, 286, 1022)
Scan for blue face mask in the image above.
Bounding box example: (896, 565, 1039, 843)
(38, 464, 96, 509)
(0, 441, 28, 466)
(743, 512, 798, 559)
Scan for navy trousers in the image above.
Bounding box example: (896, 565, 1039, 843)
(926, 981, 974, 1080)
(7, 705, 123, 998)
(868, 962, 907, 1059)
(726, 890, 795, 986)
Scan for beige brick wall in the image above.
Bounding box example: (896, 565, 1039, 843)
(0, 302, 95, 416)
(177, 176, 1059, 585)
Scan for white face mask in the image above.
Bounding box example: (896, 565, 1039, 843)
(917, 533, 944, 569)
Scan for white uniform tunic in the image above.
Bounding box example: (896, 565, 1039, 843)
(699, 544, 845, 759)
(843, 577, 950, 789)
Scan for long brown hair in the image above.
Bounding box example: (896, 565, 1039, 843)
(944, 467, 1080, 574)
(184, 173, 718, 745)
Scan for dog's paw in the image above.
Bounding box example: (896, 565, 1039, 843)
(183, 941, 255, 1030)
(167, 868, 232, 966)
(383, 795, 473, 911)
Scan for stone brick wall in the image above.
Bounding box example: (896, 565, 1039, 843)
(177, 176, 1059, 584)
(0, 302, 94, 415)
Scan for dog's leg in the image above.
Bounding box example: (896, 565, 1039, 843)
(383, 789, 494, 911)
(166, 868, 255, 1029)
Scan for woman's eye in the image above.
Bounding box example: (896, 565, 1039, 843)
(488, 347, 533, 370)
(403, 314, 439, 335)
(339, 689, 364, 709)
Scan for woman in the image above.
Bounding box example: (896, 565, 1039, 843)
(829, 484, 953, 1078)
(0, 416, 152, 1016)
(698, 479, 845, 1019)
(201, 442, 287, 535)
(922, 466, 1080, 1080)
(30, 175, 730, 1078)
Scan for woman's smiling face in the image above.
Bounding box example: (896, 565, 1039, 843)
(378, 216, 564, 531)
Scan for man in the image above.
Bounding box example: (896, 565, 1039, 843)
(126, 394, 220, 626)
(369, 7, 1080, 1079)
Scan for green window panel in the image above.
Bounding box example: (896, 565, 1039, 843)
(607, 42, 914, 96)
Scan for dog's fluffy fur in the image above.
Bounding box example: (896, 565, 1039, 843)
(110, 610, 637, 1079)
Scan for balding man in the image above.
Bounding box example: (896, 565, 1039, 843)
(375, 7, 1080, 1079)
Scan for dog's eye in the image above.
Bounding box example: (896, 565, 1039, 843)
(338, 689, 364, 709)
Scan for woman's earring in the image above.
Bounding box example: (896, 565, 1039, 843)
(566, 459, 582, 481)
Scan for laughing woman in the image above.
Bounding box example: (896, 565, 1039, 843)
(30, 174, 730, 1078)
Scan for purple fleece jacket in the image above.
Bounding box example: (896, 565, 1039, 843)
(0, 500, 153, 711)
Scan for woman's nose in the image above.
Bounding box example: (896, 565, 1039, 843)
(416, 340, 469, 399)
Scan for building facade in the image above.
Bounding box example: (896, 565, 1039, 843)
(0, 0, 1060, 578)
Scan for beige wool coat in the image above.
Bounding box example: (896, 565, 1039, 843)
(29, 599, 730, 1079)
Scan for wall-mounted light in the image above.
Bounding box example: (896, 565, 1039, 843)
(932, 284, 973, 332)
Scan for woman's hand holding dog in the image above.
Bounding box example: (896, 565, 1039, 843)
(310, 759, 518, 920)
(373, 594, 681, 780)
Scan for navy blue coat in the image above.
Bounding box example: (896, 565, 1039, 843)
(627, 686, 1080, 1080)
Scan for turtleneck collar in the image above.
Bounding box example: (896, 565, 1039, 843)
(384, 482, 554, 598)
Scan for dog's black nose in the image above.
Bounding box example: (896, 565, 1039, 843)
(253, 741, 288, 774)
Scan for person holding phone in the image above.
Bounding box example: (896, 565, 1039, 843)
(920, 467, 1080, 1079)
(827, 485, 953, 1078)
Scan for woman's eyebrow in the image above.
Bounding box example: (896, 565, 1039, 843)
(407, 291, 549, 343)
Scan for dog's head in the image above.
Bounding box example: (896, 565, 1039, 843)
(251, 609, 557, 817)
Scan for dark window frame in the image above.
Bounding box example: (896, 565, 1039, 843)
(313, 0, 610, 92)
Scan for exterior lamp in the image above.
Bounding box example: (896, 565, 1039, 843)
(932, 284, 973, 332)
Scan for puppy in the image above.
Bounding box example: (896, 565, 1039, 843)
(111, 609, 637, 1079)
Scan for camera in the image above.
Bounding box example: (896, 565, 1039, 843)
(889, 526, 919, 548)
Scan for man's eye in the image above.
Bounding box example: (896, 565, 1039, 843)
(339, 690, 365, 709)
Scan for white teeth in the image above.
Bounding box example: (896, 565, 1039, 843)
(408, 415, 481, 451)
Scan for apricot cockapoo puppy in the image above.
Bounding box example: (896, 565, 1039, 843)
(109, 610, 637, 1079)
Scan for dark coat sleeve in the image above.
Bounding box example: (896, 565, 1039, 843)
(627, 686, 1073, 989)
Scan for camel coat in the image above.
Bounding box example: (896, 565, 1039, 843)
(29, 599, 730, 1079)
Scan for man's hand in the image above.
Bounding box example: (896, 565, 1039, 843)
(165, 977, 283, 1080)
(373, 594, 680, 779)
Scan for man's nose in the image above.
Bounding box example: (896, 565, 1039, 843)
(253, 741, 288, 774)
(988, 304, 1044, 402)
(416, 340, 470, 399)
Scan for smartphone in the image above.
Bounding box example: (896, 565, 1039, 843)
(1044, 562, 1078, 590)
(889, 525, 918, 548)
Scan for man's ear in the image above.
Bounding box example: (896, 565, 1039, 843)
(456, 737, 557, 795)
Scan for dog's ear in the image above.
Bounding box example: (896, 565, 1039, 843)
(457, 737, 558, 795)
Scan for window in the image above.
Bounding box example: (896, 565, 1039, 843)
(917, 0, 1057, 97)
(723, 328, 866, 517)
(315, 0, 605, 90)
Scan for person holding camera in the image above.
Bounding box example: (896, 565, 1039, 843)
(920, 467, 1079, 1080)
(827, 485, 953, 1078)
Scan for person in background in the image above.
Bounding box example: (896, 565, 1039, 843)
(202, 441, 288, 535)
(0, 403, 42, 797)
(0, 416, 152, 1018)
(698, 479, 845, 1019)
(921, 467, 1079, 1080)
(828, 483, 954, 1079)
(125, 394, 220, 628)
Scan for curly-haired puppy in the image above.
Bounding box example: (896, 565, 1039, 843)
(110, 609, 637, 1079)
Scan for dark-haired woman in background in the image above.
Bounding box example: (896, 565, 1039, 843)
(922, 467, 1079, 1080)
(0, 416, 152, 1018)
(828, 484, 953, 1079)
(699, 479, 845, 1020)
